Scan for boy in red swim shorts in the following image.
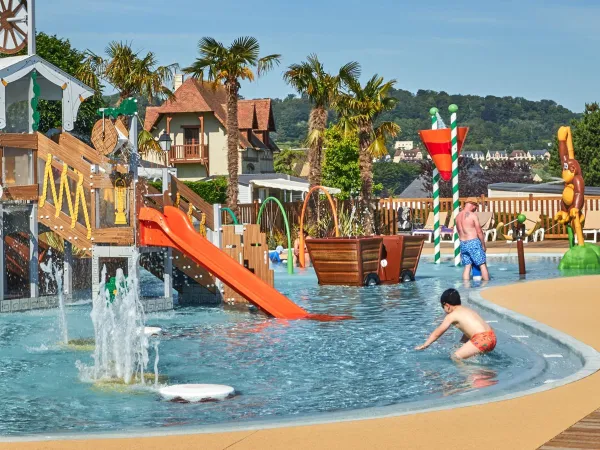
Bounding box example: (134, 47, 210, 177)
(415, 289, 497, 360)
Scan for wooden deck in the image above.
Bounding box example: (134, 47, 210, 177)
(540, 408, 600, 449)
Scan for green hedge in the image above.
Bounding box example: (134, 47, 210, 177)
(148, 177, 227, 204)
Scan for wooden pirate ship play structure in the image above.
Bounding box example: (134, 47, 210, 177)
(299, 186, 426, 286)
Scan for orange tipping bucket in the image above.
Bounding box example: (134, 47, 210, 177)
(418, 127, 469, 181)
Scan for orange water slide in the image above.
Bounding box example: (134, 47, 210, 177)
(138, 206, 350, 321)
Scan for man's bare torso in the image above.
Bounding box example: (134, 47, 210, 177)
(456, 210, 479, 241)
(448, 306, 491, 338)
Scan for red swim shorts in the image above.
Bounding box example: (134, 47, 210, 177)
(470, 330, 497, 353)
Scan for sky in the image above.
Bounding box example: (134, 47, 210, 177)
(37, 0, 600, 112)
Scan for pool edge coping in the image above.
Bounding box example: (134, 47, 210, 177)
(3, 279, 600, 442)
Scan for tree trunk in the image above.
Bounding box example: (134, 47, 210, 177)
(225, 81, 240, 215)
(358, 124, 374, 235)
(308, 107, 327, 188)
(307, 107, 327, 235)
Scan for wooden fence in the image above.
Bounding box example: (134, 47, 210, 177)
(377, 195, 600, 239)
(226, 195, 600, 240)
(223, 199, 362, 236)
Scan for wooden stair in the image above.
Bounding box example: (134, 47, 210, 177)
(38, 202, 92, 256)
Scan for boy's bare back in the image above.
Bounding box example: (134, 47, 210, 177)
(447, 306, 491, 339)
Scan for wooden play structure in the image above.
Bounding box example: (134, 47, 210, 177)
(0, 0, 305, 317)
(220, 224, 275, 309)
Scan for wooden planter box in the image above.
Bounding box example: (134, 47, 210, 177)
(306, 237, 383, 286)
(378, 235, 426, 284)
(306, 235, 426, 286)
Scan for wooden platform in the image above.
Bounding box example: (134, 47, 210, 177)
(539, 408, 600, 449)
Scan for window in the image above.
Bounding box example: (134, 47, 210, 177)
(184, 127, 199, 145)
(3, 147, 33, 186)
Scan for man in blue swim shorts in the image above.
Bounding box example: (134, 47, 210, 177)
(456, 197, 490, 281)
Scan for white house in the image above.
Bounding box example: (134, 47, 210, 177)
(143, 75, 279, 180)
(393, 149, 424, 162)
(394, 140, 414, 151)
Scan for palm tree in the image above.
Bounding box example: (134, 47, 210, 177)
(138, 129, 165, 164)
(183, 37, 280, 213)
(336, 75, 400, 235)
(77, 41, 178, 105)
(283, 55, 360, 188)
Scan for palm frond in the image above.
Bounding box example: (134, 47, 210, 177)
(230, 36, 260, 63)
(239, 66, 255, 82)
(283, 55, 354, 109)
(376, 121, 400, 138)
(335, 116, 358, 138)
(138, 129, 163, 157)
(257, 54, 281, 76)
(76, 50, 104, 92)
(306, 53, 324, 75)
(367, 134, 389, 158)
(338, 61, 361, 84)
(306, 128, 326, 148)
(367, 121, 400, 157)
(198, 37, 226, 57)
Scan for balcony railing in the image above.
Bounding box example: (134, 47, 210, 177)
(169, 144, 209, 164)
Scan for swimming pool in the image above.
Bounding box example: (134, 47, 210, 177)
(0, 255, 595, 437)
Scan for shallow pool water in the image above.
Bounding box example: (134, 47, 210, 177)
(0, 254, 592, 436)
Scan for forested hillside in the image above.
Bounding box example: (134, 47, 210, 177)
(272, 89, 579, 152)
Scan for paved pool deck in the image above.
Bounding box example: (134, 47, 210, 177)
(2, 274, 600, 449)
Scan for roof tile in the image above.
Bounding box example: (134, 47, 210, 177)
(144, 78, 276, 149)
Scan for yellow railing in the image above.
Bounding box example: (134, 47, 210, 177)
(39, 153, 92, 239)
(175, 192, 206, 237)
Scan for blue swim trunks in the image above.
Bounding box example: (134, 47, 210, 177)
(460, 238, 486, 266)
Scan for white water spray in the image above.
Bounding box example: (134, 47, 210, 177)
(78, 257, 155, 385)
(40, 250, 68, 344)
(153, 340, 160, 387)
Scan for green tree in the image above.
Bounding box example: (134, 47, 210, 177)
(1, 32, 105, 136)
(271, 94, 312, 145)
(274, 149, 306, 175)
(271, 88, 578, 151)
(373, 162, 420, 197)
(77, 41, 178, 105)
(336, 75, 400, 234)
(184, 37, 280, 213)
(550, 103, 600, 185)
(283, 55, 360, 188)
(322, 127, 360, 199)
(149, 177, 227, 204)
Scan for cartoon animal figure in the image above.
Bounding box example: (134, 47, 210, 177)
(553, 126, 585, 247)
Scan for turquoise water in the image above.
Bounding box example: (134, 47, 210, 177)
(0, 254, 589, 436)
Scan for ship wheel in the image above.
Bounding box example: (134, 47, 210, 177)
(0, 0, 28, 55)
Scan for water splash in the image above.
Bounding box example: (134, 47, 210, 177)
(78, 259, 152, 385)
(40, 250, 68, 345)
(153, 340, 160, 387)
